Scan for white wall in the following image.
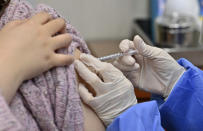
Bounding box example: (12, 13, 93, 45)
(28, 0, 149, 40)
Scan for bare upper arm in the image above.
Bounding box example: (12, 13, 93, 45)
(82, 102, 105, 131)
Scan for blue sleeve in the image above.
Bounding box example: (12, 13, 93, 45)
(107, 101, 164, 131)
(160, 58, 203, 131)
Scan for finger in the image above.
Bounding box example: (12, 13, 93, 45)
(50, 34, 72, 50)
(30, 12, 52, 25)
(79, 83, 94, 104)
(59, 26, 67, 34)
(52, 54, 74, 67)
(80, 54, 124, 82)
(74, 60, 102, 93)
(119, 55, 135, 66)
(80, 53, 105, 72)
(133, 35, 161, 58)
(44, 18, 66, 35)
(113, 60, 139, 72)
(119, 39, 134, 52)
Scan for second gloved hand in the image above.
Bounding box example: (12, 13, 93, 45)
(114, 36, 185, 98)
(74, 54, 137, 126)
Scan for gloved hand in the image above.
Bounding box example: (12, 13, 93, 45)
(113, 35, 185, 98)
(74, 54, 137, 126)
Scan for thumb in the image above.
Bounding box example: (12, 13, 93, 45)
(78, 83, 94, 105)
(134, 35, 160, 57)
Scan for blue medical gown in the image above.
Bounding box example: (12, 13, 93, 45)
(107, 58, 203, 131)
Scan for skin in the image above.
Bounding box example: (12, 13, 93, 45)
(82, 103, 105, 131)
(0, 12, 74, 103)
(74, 49, 105, 130)
(0, 12, 105, 130)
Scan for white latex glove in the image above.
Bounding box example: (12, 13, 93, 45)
(113, 36, 185, 98)
(74, 54, 137, 126)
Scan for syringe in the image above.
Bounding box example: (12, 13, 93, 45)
(98, 50, 138, 61)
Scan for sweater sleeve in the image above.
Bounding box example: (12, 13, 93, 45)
(0, 92, 22, 131)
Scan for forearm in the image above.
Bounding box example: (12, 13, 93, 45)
(0, 63, 23, 103)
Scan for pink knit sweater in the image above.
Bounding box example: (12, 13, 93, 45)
(0, 0, 90, 130)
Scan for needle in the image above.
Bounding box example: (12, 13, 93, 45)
(98, 50, 138, 61)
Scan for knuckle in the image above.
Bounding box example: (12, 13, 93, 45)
(43, 12, 51, 18)
(90, 77, 99, 85)
(27, 19, 37, 26)
(47, 55, 56, 67)
(44, 52, 52, 61)
(38, 27, 49, 37)
(45, 54, 51, 61)
(99, 63, 111, 72)
(40, 12, 51, 18)
(40, 28, 46, 35)
(42, 41, 48, 48)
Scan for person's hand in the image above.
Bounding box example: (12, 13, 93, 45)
(0, 12, 74, 103)
(113, 36, 185, 98)
(74, 54, 137, 126)
(0, 12, 74, 81)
